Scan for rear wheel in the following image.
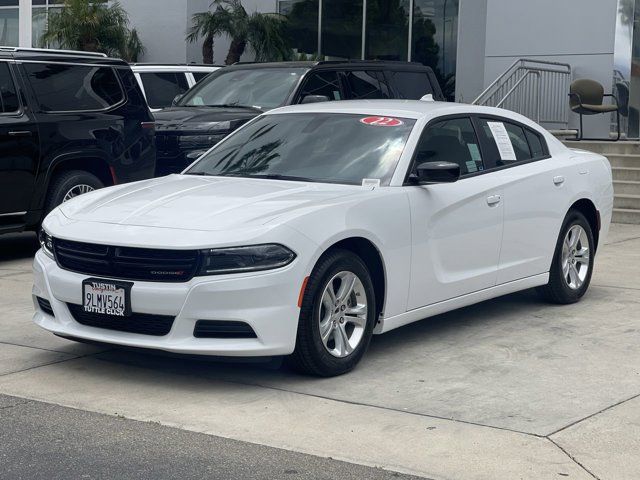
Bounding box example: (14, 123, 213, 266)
(45, 170, 104, 215)
(537, 210, 594, 304)
(287, 249, 376, 377)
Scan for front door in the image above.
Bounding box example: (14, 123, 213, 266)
(406, 116, 504, 310)
(0, 61, 39, 217)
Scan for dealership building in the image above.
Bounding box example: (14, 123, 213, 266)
(1, 0, 637, 137)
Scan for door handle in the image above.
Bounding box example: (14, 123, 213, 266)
(486, 194, 501, 206)
(8, 131, 33, 137)
(553, 175, 565, 185)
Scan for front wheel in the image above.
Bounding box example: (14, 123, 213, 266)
(287, 249, 376, 377)
(537, 210, 595, 304)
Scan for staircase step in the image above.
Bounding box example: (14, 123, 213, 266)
(612, 167, 640, 182)
(612, 208, 640, 224)
(613, 180, 640, 195)
(564, 140, 640, 155)
(614, 194, 640, 210)
(605, 154, 640, 168)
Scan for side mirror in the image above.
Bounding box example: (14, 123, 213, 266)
(415, 161, 460, 184)
(300, 94, 330, 104)
(172, 94, 184, 106)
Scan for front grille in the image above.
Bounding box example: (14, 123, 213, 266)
(53, 238, 200, 282)
(36, 296, 54, 316)
(67, 303, 174, 336)
(193, 320, 257, 339)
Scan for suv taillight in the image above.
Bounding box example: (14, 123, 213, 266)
(141, 121, 155, 131)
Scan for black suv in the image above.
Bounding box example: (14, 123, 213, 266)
(154, 61, 443, 176)
(0, 47, 155, 235)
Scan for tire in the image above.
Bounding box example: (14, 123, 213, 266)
(286, 249, 377, 377)
(45, 170, 104, 215)
(536, 210, 595, 304)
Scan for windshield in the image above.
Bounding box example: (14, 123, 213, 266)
(186, 113, 416, 185)
(178, 68, 307, 110)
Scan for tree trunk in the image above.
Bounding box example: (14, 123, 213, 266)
(202, 33, 214, 64)
(225, 37, 247, 65)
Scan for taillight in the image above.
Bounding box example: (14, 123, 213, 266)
(141, 121, 155, 131)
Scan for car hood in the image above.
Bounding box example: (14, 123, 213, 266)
(153, 106, 258, 133)
(58, 175, 366, 232)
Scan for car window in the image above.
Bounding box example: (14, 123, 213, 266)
(187, 113, 416, 186)
(525, 129, 545, 158)
(416, 117, 484, 175)
(386, 71, 434, 99)
(24, 63, 124, 112)
(298, 71, 342, 102)
(345, 71, 390, 99)
(478, 118, 547, 167)
(0, 62, 19, 113)
(180, 68, 307, 110)
(140, 72, 190, 109)
(191, 71, 211, 83)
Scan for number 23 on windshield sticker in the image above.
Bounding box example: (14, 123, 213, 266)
(360, 116, 404, 127)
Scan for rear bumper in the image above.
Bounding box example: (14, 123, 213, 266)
(32, 249, 305, 356)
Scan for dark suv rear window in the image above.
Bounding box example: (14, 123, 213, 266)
(0, 62, 19, 113)
(386, 71, 434, 99)
(24, 63, 124, 112)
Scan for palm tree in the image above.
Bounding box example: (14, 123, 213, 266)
(187, 0, 290, 65)
(186, 5, 230, 64)
(42, 0, 144, 62)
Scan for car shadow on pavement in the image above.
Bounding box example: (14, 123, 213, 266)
(89, 287, 547, 383)
(0, 232, 39, 264)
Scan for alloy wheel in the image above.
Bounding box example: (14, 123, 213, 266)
(561, 225, 590, 290)
(62, 184, 95, 202)
(318, 271, 368, 358)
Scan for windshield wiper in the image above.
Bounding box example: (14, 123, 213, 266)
(203, 104, 264, 113)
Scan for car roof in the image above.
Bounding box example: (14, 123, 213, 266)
(131, 64, 221, 71)
(226, 60, 434, 71)
(266, 99, 532, 122)
(0, 46, 128, 65)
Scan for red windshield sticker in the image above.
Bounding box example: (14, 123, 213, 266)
(360, 116, 404, 127)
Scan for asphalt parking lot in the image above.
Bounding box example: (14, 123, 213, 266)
(1, 225, 639, 480)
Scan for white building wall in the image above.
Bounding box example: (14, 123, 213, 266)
(457, 0, 619, 135)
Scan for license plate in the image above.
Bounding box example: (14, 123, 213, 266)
(82, 278, 132, 317)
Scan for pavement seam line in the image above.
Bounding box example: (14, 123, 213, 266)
(591, 283, 640, 291)
(191, 374, 547, 439)
(0, 351, 101, 379)
(547, 437, 601, 480)
(0, 340, 86, 355)
(546, 391, 640, 437)
(605, 235, 640, 246)
(0, 392, 437, 480)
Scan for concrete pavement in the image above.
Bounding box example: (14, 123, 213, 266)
(0, 225, 639, 479)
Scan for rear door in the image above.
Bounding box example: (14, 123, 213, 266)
(0, 61, 40, 216)
(474, 116, 566, 284)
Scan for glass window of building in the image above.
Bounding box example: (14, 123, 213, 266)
(279, 0, 319, 59)
(322, 0, 363, 60)
(413, 0, 459, 100)
(0, 5, 19, 47)
(365, 0, 410, 61)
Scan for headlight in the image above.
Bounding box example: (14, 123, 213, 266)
(197, 244, 296, 276)
(38, 229, 54, 259)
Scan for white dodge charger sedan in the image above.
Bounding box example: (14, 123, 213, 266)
(33, 100, 613, 376)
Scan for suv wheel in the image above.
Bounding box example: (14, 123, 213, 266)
(46, 170, 104, 214)
(287, 249, 376, 377)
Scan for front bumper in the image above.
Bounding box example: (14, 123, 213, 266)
(32, 249, 304, 356)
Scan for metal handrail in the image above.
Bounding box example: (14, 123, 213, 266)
(473, 59, 572, 129)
